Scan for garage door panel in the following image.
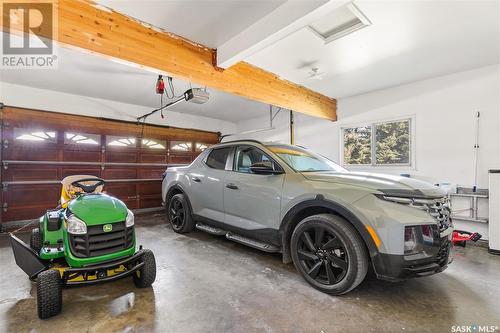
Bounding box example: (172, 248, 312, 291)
(105, 183, 137, 197)
(3, 165, 59, 181)
(139, 153, 167, 163)
(3, 206, 50, 222)
(169, 153, 192, 164)
(63, 150, 101, 162)
(3, 147, 59, 161)
(138, 168, 165, 179)
(5, 184, 59, 207)
(106, 151, 138, 163)
(61, 168, 101, 178)
(103, 168, 137, 179)
(137, 182, 162, 195)
(140, 196, 163, 208)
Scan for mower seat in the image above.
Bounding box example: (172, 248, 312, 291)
(60, 175, 104, 206)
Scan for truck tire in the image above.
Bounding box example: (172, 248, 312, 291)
(290, 214, 368, 295)
(167, 193, 194, 233)
(30, 228, 42, 253)
(37, 269, 62, 319)
(133, 249, 156, 288)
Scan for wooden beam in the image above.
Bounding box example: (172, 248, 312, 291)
(1, 0, 337, 120)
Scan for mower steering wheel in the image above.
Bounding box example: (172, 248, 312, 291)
(71, 178, 105, 194)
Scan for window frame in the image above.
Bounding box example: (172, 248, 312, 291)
(340, 116, 415, 168)
(204, 146, 234, 171)
(231, 145, 284, 175)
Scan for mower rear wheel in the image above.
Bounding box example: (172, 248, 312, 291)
(37, 269, 62, 319)
(30, 228, 42, 253)
(133, 249, 156, 288)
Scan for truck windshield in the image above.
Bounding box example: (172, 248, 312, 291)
(267, 145, 347, 173)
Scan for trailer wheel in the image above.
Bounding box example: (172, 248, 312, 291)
(133, 249, 156, 288)
(30, 228, 42, 253)
(37, 269, 62, 319)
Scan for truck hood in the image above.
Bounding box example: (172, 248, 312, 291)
(67, 194, 128, 225)
(302, 171, 446, 198)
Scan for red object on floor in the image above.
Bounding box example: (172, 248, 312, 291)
(452, 229, 482, 247)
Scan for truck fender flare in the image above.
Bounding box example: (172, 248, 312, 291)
(279, 195, 379, 263)
(165, 184, 194, 214)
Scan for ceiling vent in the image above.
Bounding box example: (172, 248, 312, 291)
(308, 2, 371, 44)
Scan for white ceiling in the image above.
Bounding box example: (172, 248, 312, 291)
(96, 0, 285, 49)
(247, 0, 500, 98)
(1, 1, 498, 123)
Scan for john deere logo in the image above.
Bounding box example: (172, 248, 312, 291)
(103, 224, 113, 232)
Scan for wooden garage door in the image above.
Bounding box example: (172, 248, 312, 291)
(0, 106, 219, 224)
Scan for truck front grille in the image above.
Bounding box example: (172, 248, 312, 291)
(381, 195, 452, 232)
(427, 198, 452, 232)
(69, 221, 134, 258)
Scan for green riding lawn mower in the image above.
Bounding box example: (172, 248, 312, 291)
(9, 175, 157, 319)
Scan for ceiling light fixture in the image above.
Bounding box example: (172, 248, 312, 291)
(308, 2, 371, 44)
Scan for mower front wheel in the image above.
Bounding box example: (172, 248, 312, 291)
(133, 249, 156, 288)
(30, 228, 42, 253)
(37, 269, 62, 319)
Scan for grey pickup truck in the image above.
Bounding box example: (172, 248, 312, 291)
(162, 140, 453, 294)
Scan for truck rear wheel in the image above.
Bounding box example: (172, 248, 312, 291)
(37, 269, 62, 319)
(30, 228, 42, 253)
(290, 214, 368, 295)
(167, 193, 194, 233)
(133, 249, 156, 288)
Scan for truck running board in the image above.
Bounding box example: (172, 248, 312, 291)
(195, 223, 280, 253)
(226, 233, 280, 253)
(195, 223, 226, 236)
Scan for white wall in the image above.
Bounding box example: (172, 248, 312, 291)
(0, 82, 237, 134)
(235, 65, 500, 238)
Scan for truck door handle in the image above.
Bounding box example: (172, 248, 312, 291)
(192, 177, 201, 183)
(226, 183, 238, 190)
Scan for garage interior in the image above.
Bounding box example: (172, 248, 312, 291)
(0, 0, 499, 332)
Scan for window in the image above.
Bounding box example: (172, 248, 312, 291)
(107, 136, 136, 147)
(342, 126, 372, 165)
(142, 138, 166, 149)
(170, 141, 192, 151)
(195, 143, 209, 152)
(14, 128, 56, 143)
(205, 147, 231, 170)
(342, 119, 411, 166)
(268, 145, 346, 173)
(234, 146, 278, 174)
(65, 132, 100, 145)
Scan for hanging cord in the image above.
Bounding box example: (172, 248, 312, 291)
(168, 76, 184, 98)
(9, 219, 38, 235)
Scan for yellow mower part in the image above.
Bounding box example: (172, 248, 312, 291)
(52, 265, 127, 282)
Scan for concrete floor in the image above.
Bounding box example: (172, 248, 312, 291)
(0, 214, 499, 333)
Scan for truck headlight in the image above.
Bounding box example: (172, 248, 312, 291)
(125, 209, 134, 227)
(67, 215, 87, 234)
(404, 226, 419, 254)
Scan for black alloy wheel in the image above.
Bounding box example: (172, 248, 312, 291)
(169, 196, 185, 229)
(291, 214, 368, 295)
(167, 193, 194, 233)
(296, 225, 348, 285)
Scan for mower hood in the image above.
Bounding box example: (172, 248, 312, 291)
(67, 194, 128, 225)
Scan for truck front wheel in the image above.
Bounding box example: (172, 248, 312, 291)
(133, 249, 156, 288)
(290, 214, 369, 295)
(37, 269, 62, 319)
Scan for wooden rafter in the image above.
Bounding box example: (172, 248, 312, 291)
(1, 0, 337, 120)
